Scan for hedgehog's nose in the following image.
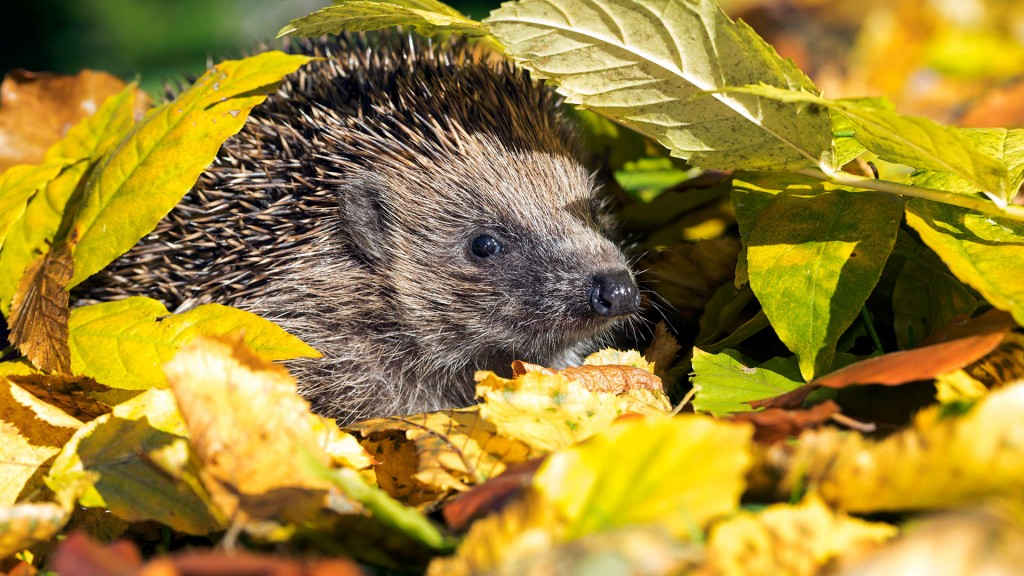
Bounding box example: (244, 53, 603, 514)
(590, 270, 640, 317)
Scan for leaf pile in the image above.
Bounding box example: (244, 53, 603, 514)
(3, 0, 1024, 573)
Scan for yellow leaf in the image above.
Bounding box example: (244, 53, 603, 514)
(164, 334, 335, 525)
(934, 370, 988, 404)
(704, 494, 896, 576)
(767, 380, 1024, 512)
(0, 364, 82, 506)
(69, 296, 319, 390)
(535, 416, 752, 540)
(7, 240, 73, 373)
(582, 348, 655, 372)
(44, 387, 224, 534)
(66, 51, 315, 288)
(0, 502, 68, 558)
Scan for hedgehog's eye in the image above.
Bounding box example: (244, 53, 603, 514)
(470, 234, 502, 259)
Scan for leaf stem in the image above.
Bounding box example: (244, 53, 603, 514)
(797, 169, 1024, 222)
(860, 307, 883, 353)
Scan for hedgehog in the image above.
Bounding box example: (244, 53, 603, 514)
(75, 34, 641, 424)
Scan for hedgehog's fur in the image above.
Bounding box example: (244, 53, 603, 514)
(76, 34, 638, 423)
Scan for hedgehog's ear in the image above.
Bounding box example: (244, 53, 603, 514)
(338, 182, 387, 265)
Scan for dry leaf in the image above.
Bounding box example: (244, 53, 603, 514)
(702, 493, 896, 576)
(442, 459, 542, 532)
(476, 364, 670, 453)
(728, 400, 840, 445)
(761, 381, 1024, 512)
(7, 241, 74, 373)
(6, 374, 110, 421)
(643, 322, 683, 378)
(0, 70, 142, 171)
(352, 409, 538, 508)
(0, 502, 68, 558)
(163, 334, 335, 524)
(0, 368, 82, 506)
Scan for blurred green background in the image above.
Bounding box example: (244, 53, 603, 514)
(0, 0, 502, 92)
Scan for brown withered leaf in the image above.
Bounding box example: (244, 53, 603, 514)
(164, 334, 335, 525)
(640, 237, 741, 318)
(813, 310, 1014, 389)
(7, 241, 74, 373)
(965, 332, 1024, 388)
(442, 459, 543, 532)
(729, 400, 840, 445)
(6, 374, 110, 420)
(0, 70, 141, 171)
(643, 321, 683, 378)
(49, 531, 366, 576)
(512, 357, 663, 394)
(352, 409, 538, 509)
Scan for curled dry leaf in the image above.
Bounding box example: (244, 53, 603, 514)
(0, 70, 144, 171)
(164, 334, 339, 525)
(7, 241, 73, 373)
(643, 321, 683, 378)
(702, 493, 896, 576)
(442, 459, 543, 532)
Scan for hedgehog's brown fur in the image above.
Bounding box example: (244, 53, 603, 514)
(76, 34, 638, 424)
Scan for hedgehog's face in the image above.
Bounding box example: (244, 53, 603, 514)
(341, 133, 639, 369)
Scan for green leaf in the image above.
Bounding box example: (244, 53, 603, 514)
(535, 416, 752, 540)
(690, 349, 803, 415)
(911, 128, 1024, 204)
(485, 0, 834, 171)
(0, 84, 142, 316)
(721, 84, 1010, 200)
(746, 185, 903, 380)
(64, 51, 315, 288)
(0, 162, 67, 252)
(68, 296, 320, 390)
(45, 388, 226, 535)
(278, 0, 490, 38)
(905, 199, 1024, 326)
(893, 256, 978, 349)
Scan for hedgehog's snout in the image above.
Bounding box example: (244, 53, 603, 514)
(589, 270, 640, 318)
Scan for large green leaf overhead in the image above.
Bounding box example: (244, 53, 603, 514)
(485, 0, 835, 171)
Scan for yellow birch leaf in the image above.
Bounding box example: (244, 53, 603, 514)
(934, 370, 988, 404)
(535, 416, 752, 540)
(704, 493, 896, 576)
(582, 348, 655, 372)
(767, 380, 1024, 512)
(164, 334, 334, 524)
(0, 502, 68, 558)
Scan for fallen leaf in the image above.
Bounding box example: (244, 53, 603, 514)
(958, 77, 1024, 128)
(442, 459, 543, 532)
(0, 502, 68, 558)
(841, 505, 1024, 576)
(476, 362, 671, 452)
(535, 416, 752, 540)
(44, 388, 225, 535)
(761, 380, 1024, 512)
(6, 374, 110, 421)
(703, 493, 896, 576)
(0, 364, 82, 506)
(643, 322, 683, 378)
(812, 310, 1015, 389)
(164, 334, 333, 525)
(691, 349, 804, 415)
(0, 70, 139, 171)
(728, 400, 840, 445)
(352, 409, 538, 508)
(7, 241, 74, 373)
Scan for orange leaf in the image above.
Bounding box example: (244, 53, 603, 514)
(7, 240, 74, 373)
